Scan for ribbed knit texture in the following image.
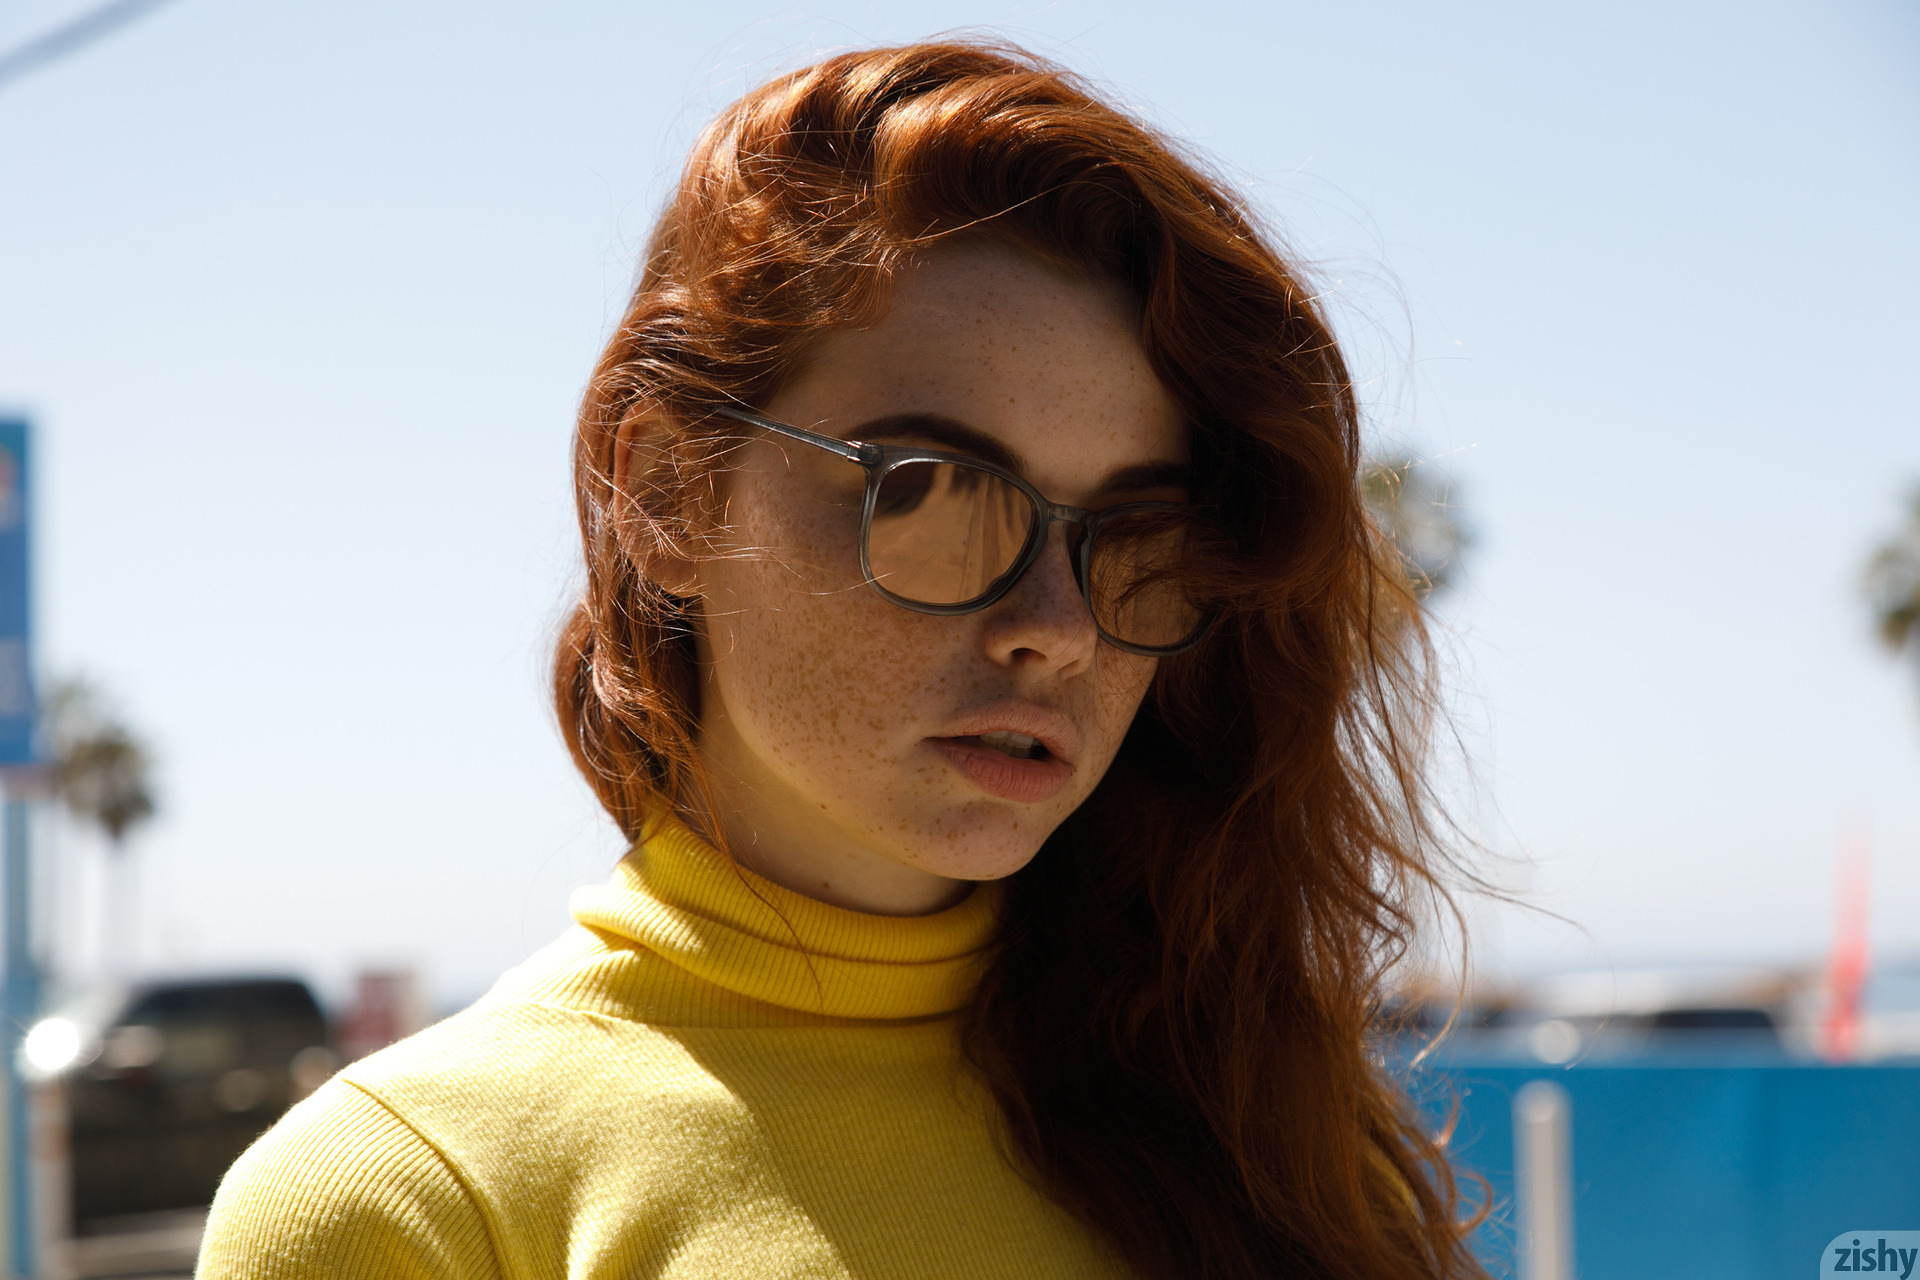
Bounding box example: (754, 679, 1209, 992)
(197, 819, 1127, 1279)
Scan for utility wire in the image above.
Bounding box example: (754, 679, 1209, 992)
(0, 0, 178, 94)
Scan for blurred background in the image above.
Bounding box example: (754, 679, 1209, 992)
(0, 1, 1916, 1275)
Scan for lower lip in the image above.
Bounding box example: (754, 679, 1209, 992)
(929, 738, 1074, 803)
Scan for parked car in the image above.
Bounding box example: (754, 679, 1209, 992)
(24, 976, 335, 1226)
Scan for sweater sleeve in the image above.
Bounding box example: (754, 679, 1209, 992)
(196, 1077, 504, 1280)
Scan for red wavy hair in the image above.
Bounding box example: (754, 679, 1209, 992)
(555, 40, 1484, 1280)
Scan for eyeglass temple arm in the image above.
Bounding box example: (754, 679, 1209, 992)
(714, 405, 872, 465)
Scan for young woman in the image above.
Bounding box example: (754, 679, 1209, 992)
(200, 41, 1481, 1280)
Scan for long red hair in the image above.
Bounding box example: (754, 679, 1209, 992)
(555, 41, 1483, 1280)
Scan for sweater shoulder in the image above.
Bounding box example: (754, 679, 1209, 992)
(338, 993, 706, 1114)
(335, 997, 760, 1170)
(198, 1077, 502, 1280)
(317, 1001, 857, 1278)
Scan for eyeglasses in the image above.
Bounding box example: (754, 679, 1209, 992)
(714, 405, 1213, 656)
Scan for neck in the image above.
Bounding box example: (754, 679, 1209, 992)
(690, 726, 973, 919)
(716, 811, 974, 917)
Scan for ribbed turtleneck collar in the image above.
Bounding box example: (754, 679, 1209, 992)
(567, 817, 1002, 1022)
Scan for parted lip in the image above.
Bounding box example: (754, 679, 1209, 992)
(930, 701, 1080, 767)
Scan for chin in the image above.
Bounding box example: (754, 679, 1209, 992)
(902, 808, 1057, 884)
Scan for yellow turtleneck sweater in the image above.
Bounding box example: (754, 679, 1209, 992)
(196, 820, 1126, 1279)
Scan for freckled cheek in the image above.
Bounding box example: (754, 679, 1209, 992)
(1074, 652, 1159, 774)
(710, 529, 955, 781)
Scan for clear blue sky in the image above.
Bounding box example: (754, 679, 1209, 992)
(3, 0, 1916, 1006)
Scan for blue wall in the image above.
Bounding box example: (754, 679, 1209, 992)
(1414, 1055, 1920, 1280)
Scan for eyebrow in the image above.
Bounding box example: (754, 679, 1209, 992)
(849, 413, 1193, 498)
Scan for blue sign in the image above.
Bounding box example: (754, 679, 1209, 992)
(0, 420, 30, 765)
(1412, 1053, 1920, 1280)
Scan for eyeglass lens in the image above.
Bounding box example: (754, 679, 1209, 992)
(1082, 506, 1203, 650)
(866, 459, 1203, 651)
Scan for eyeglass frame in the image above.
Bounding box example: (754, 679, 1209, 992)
(712, 404, 1213, 657)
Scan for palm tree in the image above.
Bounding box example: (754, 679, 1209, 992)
(1360, 452, 1474, 599)
(47, 681, 155, 844)
(1866, 484, 1920, 684)
(45, 680, 156, 975)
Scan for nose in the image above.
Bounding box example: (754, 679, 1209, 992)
(979, 520, 1098, 675)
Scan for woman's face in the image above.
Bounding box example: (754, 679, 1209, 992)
(682, 242, 1187, 914)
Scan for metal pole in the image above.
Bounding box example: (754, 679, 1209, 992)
(1514, 1078, 1574, 1280)
(3, 797, 35, 1280)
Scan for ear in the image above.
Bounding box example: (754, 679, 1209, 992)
(609, 410, 703, 599)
